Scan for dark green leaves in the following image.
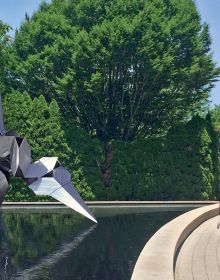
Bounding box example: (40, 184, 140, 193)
(0, 20, 11, 92)
(3, 91, 94, 201)
(6, 0, 219, 142)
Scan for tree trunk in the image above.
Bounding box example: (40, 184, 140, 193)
(102, 142, 112, 188)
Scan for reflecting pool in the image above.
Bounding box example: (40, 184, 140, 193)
(0, 205, 202, 279)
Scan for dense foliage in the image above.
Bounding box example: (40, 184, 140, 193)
(0, 0, 219, 201)
(3, 91, 94, 201)
(72, 114, 219, 200)
(6, 0, 219, 141)
(0, 20, 10, 91)
(0, 90, 217, 201)
(210, 105, 220, 126)
(1, 92, 218, 201)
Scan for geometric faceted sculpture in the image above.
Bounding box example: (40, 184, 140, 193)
(0, 95, 97, 223)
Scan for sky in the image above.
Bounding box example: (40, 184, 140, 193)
(0, 0, 219, 105)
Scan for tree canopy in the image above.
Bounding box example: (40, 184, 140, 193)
(6, 0, 219, 142)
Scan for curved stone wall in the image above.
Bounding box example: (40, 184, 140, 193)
(131, 203, 219, 280)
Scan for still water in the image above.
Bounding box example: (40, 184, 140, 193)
(0, 205, 201, 280)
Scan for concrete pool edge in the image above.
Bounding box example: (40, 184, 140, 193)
(131, 203, 219, 280)
(1, 200, 218, 207)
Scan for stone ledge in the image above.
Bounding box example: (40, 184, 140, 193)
(86, 201, 218, 205)
(1, 200, 218, 206)
(131, 203, 219, 280)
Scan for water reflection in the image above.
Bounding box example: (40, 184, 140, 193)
(0, 213, 13, 280)
(0, 207, 195, 280)
(16, 225, 96, 279)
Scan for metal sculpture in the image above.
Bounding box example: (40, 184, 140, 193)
(0, 95, 97, 223)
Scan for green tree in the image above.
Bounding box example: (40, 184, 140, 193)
(205, 113, 219, 197)
(8, 0, 219, 142)
(108, 115, 218, 200)
(3, 91, 94, 201)
(0, 20, 11, 91)
(6, 1, 74, 99)
(165, 115, 215, 199)
(210, 105, 220, 126)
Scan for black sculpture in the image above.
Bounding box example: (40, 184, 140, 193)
(0, 95, 97, 223)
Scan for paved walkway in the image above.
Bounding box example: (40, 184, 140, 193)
(175, 215, 220, 280)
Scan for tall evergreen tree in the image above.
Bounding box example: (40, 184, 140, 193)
(0, 20, 11, 92)
(108, 115, 218, 200)
(3, 91, 94, 201)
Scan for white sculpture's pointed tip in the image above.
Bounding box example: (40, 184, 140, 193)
(28, 177, 98, 223)
(88, 215, 97, 223)
(87, 211, 97, 223)
(80, 204, 97, 223)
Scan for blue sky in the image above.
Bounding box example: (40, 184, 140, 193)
(0, 0, 219, 105)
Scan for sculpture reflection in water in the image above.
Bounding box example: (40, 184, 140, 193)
(0, 95, 97, 223)
(0, 212, 97, 279)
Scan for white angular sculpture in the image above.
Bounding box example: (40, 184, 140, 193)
(0, 95, 97, 223)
